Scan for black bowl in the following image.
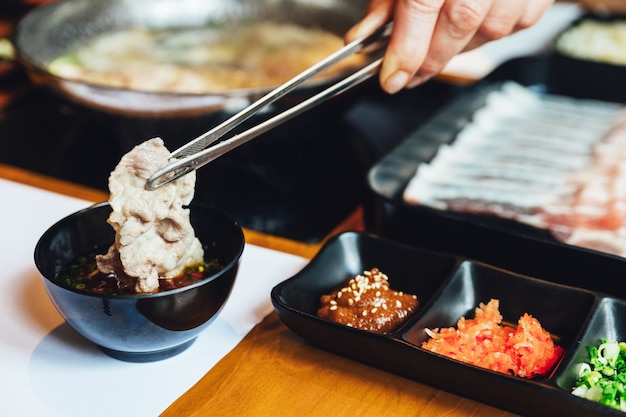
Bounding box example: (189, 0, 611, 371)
(34, 202, 244, 362)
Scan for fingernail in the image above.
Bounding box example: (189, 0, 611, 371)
(383, 71, 410, 94)
(407, 74, 433, 89)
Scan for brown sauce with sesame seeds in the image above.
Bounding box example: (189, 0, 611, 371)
(317, 268, 419, 334)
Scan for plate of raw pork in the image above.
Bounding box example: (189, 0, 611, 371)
(365, 54, 626, 300)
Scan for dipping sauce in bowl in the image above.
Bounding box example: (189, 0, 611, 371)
(59, 249, 224, 295)
(34, 201, 244, 362)
(34, 137, 244, 362)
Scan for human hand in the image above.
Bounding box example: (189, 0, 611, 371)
(346, 0, 555, 94)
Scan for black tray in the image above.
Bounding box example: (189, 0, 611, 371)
(363, 54, 626, 300)
(271, 231, 626, 417)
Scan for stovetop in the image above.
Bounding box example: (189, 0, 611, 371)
(0, 68, 463, 243)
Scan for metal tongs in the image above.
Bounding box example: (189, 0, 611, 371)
(146, 21, 393, 190)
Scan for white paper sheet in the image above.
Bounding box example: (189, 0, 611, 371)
(0, 178, 308, 417)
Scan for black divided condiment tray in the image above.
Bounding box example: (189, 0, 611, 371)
(271, 231, 626, 417)
(363, 53, 626, 300)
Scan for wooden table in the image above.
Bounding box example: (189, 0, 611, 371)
(0, 163, 518, 417)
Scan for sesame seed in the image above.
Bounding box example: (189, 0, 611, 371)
(329, 305, 337, 310)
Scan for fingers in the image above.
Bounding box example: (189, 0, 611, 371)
(398, 0, 496, 89)
(345, 0, 394, 42)
(381, 0, 445, 93)
(470, 0, 527, 44)
(517, 0, 555, 30)
(465, 0, 554, 53)
(349, 0, 555, 94)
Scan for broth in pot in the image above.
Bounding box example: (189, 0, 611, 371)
(47, 22, 367, 94)
(14, 0, 369, 115)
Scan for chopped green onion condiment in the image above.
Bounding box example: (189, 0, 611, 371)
(572, 339, 626, 412)
(59, 249, 223, 295)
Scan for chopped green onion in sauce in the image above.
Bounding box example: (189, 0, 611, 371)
(59, 249, 223, 295)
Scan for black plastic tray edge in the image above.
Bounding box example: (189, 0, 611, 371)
(271, 231, 626, 417)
